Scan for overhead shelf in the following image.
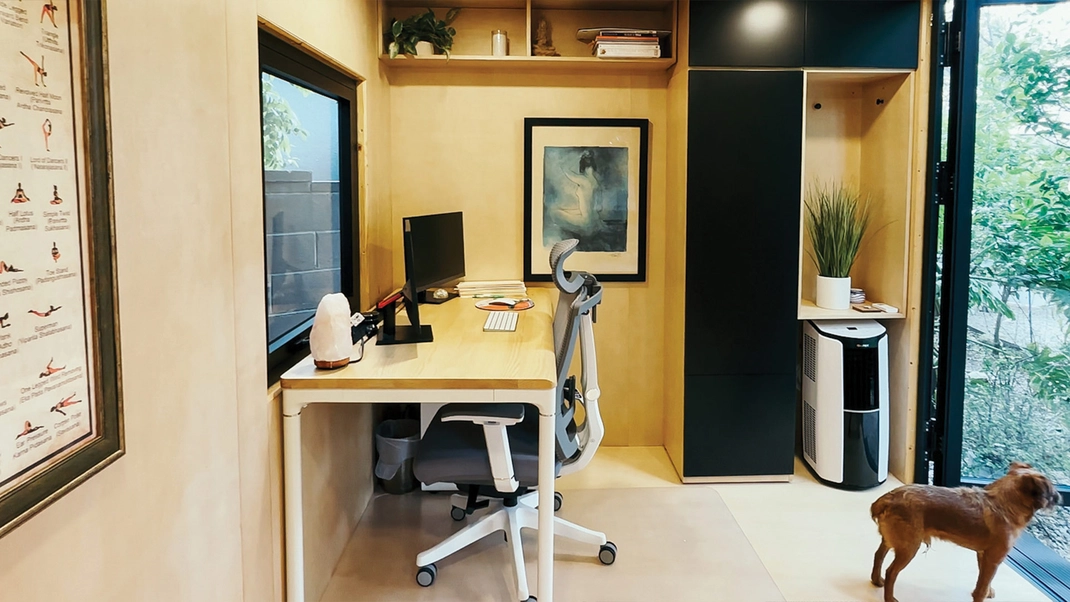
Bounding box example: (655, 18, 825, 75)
(379, 54, 676, 72)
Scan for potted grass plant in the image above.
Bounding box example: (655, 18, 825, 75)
(388, 8, 461, 59)
(804, 182, 871, 310)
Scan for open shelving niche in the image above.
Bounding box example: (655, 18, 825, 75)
(377, 0, 676, 72)
(797, 69, 915, 322)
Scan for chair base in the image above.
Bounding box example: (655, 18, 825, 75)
(416, 491, 608, 601)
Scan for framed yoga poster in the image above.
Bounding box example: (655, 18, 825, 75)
(0, 0, 122, 538)
(524, 118, 649, 282)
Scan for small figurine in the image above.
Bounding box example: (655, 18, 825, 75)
(532, 17, 560, 57)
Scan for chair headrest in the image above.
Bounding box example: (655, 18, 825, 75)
(550, 239, 584, 294)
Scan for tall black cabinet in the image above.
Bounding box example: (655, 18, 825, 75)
(683, 71, 802, 478)
(674, 0, 922, 480)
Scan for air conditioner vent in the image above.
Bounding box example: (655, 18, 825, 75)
(803, 401, 816, 463)
(803, 333, 817, 382)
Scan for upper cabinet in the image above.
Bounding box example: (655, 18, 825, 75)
(804, 1, 920, 69)
(690, 0, 920, 69)
(688, 0, 805, 67)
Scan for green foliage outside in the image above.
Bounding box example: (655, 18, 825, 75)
(958, 5, 1070, 561)
(261, 74, 307, 170)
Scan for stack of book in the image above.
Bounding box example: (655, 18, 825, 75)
(455, 280, 527, 298)
(590, 29, 661, 59)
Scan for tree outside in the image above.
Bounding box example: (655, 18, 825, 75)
(961, 3, 1070, 561)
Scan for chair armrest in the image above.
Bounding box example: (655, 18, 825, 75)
(440, 403, 524, 426)
(438, 403, 522, 493)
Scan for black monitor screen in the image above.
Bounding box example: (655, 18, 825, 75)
(404, 211, 465, 292)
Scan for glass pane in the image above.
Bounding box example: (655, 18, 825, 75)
(261, 73, 342, 345)
(963, 2, 1070, 561)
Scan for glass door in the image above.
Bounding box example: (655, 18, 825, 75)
(927, 0, 1070, 594)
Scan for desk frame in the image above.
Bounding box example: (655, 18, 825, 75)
(281, 386, 557, 602)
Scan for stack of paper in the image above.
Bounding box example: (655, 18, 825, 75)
(456, 280, 527, 298)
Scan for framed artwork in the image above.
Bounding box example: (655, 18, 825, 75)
(0, 0, 123, 538)
(524, 118, 649, 282)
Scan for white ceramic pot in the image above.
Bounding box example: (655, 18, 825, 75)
(415, 41, 435, 57)
(816, 275, 851, 310)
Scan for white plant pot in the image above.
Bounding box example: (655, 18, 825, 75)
(816, 276, 851, 310)
(415, 41, 435, 57)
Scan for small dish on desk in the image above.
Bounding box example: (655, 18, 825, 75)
(475, 298, 535, 311)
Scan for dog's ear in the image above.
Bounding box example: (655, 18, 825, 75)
(1009, 461, 1033, 471)
(1025, 473, 1060, 511)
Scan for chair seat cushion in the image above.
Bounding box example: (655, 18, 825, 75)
(414, 403, 560, 488)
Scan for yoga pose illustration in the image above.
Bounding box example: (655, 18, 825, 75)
(28, 305, 62, 317)
(0, 312, 9, 328)
(39, 358, 65, 378)
(51, 185, 62, 204)
(16, 421, 44, 440)
(20, 52, 47, 87)
(0, 117, 12, 148)
(0, 261, 24, 273)
(41, 1, 58, 27)
(42, 118, 52, 151)
(11, 182, 30, 203)
(50, 394, 81, 416)
(51, 242, 60, 262)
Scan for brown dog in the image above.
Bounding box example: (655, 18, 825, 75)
(870, 462, 1061, 602)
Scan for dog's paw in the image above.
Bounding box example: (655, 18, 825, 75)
(987, 586, 995, 599)
(871, 575, 885, 587)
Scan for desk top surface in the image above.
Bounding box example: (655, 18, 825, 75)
(280, 288, 557, 391)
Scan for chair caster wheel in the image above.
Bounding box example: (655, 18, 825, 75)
(553, 491, 563, 512)
(416, 564, 437, 587)
(598, 541, 617, 565)
(450, 506, 466, 521)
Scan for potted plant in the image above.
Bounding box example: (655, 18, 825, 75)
(388, 8, 461, 59)
(804, 182, 871, 310)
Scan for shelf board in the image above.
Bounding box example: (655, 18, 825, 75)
(804, 69, 914, 84)
(532, 0, 673, 9)
(380, 54, 676, 72)
(384, 0, 526, 8)
(798, 299, 904, 321)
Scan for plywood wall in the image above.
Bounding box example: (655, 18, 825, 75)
(388, 70, 668, 446)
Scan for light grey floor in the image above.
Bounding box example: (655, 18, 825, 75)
(320, 486, 784, 602)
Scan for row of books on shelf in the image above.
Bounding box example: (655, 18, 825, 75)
(587, 28, 662, 59)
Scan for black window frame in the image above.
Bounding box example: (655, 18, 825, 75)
(259, 29, 360, 384)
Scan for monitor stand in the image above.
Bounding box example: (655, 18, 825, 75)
(376, 298, 434, 345)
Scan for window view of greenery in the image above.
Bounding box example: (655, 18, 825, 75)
(962, 3, 1070, 561)
(261, 73, 343, 346)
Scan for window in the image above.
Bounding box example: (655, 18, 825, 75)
(259, 30, 360, 382)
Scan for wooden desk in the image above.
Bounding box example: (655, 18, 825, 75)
(280, 288, 558, 602)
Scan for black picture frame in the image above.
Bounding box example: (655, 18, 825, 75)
(0, 0, 124, 538)
(524, 118, 649, 282)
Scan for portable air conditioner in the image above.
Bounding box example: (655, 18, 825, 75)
(802, 319, 889, 489)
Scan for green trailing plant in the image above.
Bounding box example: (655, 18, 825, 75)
(804, 182, 871, 278)
(388, 8, 461, 59)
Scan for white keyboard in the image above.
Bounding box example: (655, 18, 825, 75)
(483, 311, 518, 332)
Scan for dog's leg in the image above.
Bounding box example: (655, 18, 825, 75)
(871, 540, 890, 587)
(977, 552, 995, 599)
(973, 550, 1006, 602)
(883, 543, 920, 602)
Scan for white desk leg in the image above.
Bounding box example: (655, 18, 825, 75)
(283, 408, 305, 602)
(537, 407, 555, 602)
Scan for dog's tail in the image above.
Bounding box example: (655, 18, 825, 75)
(870, 494, 891, 524)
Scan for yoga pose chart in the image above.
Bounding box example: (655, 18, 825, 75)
(0, 0, 99, 501)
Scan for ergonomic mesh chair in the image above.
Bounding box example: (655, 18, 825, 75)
(411, 239, 614, 602)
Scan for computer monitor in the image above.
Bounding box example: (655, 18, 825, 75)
(377, 211, 465, 345)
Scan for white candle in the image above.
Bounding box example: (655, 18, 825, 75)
(492, 30, 508, 57)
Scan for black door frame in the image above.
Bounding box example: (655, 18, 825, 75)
(919, 0, 1070, 596)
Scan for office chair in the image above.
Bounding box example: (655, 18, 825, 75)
(411, 239, 614, 602)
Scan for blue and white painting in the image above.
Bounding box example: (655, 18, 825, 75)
(541, 146, 629, 252)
